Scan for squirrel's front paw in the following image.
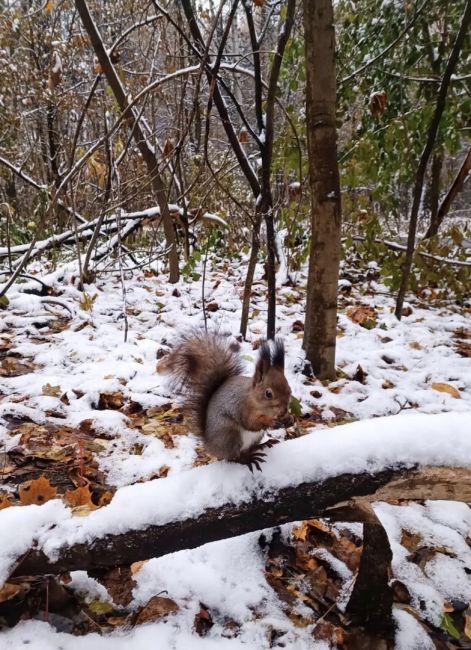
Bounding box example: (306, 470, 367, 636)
(237, 447, 267, 473)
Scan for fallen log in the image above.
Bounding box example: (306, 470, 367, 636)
(11, 465, 471, 578)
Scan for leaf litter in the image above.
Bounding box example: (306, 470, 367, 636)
(0, 258, 470, 648)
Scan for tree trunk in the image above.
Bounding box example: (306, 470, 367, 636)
(424, 147, 471, 239)
(302, 0, 342, 380)
(426, 151, 443, 234)
(74, 0, 179, 283)
(395, 0, 471, 318)
(240, 215, 262, 340)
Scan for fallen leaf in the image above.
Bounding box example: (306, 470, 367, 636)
(431, 382, 461, 399)
(64, 486, 97, 511)
(407, 546, 436, 570)
(135, 595, 179, 625)
(465, 609, 471, 639)
(392, 579, 411, 604)
(0, 582, 24, 603)
(97, 490, 114, 507)
(194, 603, 213, 636)
(19, 475, 57, 505)
(131, 560, 147, 575)
(408, 341, 423, 350)
(331, 537, 362, 572)
(42, 383, 61, 397)
(0, 492, 13, 510)
(456, 341, 471, 357)
(292, 522, 309, 541)
(98, 392, 125, 410)
(401, 530, 423, 552)
(346, 305, 377, 329)
(92, 566, 136, 608)
(352, 364, 367, 384)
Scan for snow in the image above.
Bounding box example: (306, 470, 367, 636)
(394, 609, 435, 650)
(0, 410, 469, 570)
(0, 259, 470, 648)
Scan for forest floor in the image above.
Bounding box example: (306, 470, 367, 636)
(0, 256, 470, 649)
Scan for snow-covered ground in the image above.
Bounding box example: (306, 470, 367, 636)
(0, 259, 470, 649)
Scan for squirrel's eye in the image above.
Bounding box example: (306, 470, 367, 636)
(265, 388, 273, 399)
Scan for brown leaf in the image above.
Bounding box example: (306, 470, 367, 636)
(97, 392, 125, 410)
(313, 619, 345, 646)
(0, 582, 25, 603)
(0, 491, 13, 510)
(352, 364, 367, 384)
(206, 302, 219, 312)
(292, 522, 309, 541)
(465, 609, 471, 639)
(369, 90, 387, 118)
(346, 305, 377, 328)
(163, 138, 175, 157)
(136, 595, 179, 625)
(42, 383, 61, 397)
(0, 356, 36, 377)
(92, 566, 136, 608)
(19, 475, 57, 505)
(392, 579, 411, 604)
(431, 382, 461, 399)
(331, 537, 362, 573)
(64, 486, 97, 510)
(407, 546, 436, 570)
(291, 320, 304, 332)
(456, 341, 471, 358)
(194, 603, 213, 636)
(97, 490, 114, 507)
(130, 560, 147, 575)
(401, 530, 423, 552)
(238, 127, 248, 143)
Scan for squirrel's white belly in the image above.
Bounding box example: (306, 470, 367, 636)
(240, 429, 264, 452)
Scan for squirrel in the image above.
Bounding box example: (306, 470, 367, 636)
(158, 331, 291, 471)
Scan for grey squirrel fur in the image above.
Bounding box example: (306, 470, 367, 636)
(158, 331, 291, 465)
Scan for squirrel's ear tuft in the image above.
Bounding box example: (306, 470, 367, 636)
(271, 338, 285, 369)
(254, 340, 271, 384)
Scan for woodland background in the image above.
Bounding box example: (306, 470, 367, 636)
(0, 1, 471, 648)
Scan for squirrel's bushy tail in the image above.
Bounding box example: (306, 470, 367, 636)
(157, 330, 244, 437)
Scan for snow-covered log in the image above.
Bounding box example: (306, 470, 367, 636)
(5, 412, 471, 579)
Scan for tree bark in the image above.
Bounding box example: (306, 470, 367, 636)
(394, 0, 471, 318)
(74, 0, 179, 283)
(240, 215, 262, 339)
(10, 465, 471, 578)
(302, 0, 342, 380)
(424, 147, 471, 239)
